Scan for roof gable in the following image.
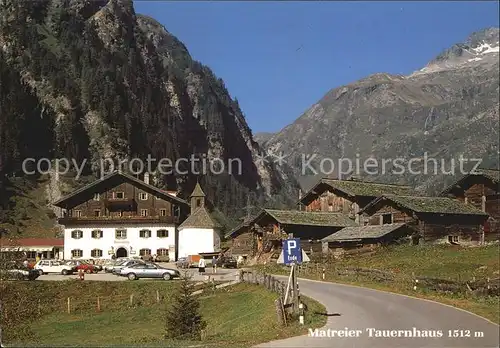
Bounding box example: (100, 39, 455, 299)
(53, 172, 189, 208)
(441, 168, 500, 195)
(258, 209, 357, 228)
(179, 207, 219, 229)
(299, 178, 414, 205)
(360, 195, 489, 216)
(190, 182, 206, 197)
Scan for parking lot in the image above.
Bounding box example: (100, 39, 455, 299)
(37, 263, 240, 282)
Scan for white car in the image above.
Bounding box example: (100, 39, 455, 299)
(34, 259, 76, 275)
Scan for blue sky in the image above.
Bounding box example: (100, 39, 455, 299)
(134, 1, 499, 133)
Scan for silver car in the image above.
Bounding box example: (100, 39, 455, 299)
(119, 262, 180, 281)
(111, 259, 145, 274)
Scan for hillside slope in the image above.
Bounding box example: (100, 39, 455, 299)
(263, 28, 500, 192)
(0, 0, 297, 235)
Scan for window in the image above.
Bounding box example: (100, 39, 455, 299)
(71, 249, 83, 258)
(159, 209, 167, 217)
(173, 206, 180, 218)
(382, 213, 393, 224)
(157, 248, 168, 256)
(74, 210, 82, 217)
(139, 229, 151, 238)
(115, 229, 127, 239)
(157, 229, 169, 238)
(139, 192, 148, 200)
(91, 230, 103, 239)
(117, 211, 123, 217)
(94, 209, 101, 217)
(93, 193, 100, 201)
(448, 235, 459, 244)
(196, 198, 201, 207)
(91, 249, 103, 258)
(140, 209, 148, 217)
(114, 192, 124, 199)
(71, 230, 83, 239)
(27, 251, 36, 259)
(139, 248, 151, 256)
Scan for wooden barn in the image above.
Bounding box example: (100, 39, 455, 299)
(359, 195, 490, 244)
(441, 168, 500, 241)
(227, 209, 357, 256)
(298, 177, 414, 223)
(320, 223, 412, 252)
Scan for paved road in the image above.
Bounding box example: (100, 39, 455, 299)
(255, 277, 500, 348)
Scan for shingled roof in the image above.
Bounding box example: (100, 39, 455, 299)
(299, 178, 414, 205)
(321, 223, 408, 242)
(360, 195, 489, 216)
(258, 209, 357, 227)
(53, 171, 189, 208)
(179, 207, 219, 229)
(441, 168, 500, 195)
(190, 182, 206, 197)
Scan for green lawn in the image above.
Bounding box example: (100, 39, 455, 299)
(8, 282, 326, 348)
(256, 244, 500, 324)
(331, 244, 500, 280)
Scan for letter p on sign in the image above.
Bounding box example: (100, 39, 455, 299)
(287, 240, 296, 255)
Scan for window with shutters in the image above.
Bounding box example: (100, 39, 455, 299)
(91, 249, 103, 258)
(71, 230, 83, 239)
(71, 249, 83, 258)
(91, 230, 103, 239)
(157, 248, 168, 256)
(157, 229, 169, 238)
(115, 229, 127, 239)
(140, 248, 151, 256)
(139, 229, 151, 238)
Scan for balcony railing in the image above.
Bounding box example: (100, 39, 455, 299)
(58, 215, 180, 225)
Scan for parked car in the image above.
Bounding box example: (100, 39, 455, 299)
(34, 259, 76, 275)
(119, 262, 180, 281)
(175, 257, 190, 269)
(111, 259, 145, 274)
(103, 260, 117, 273)
(0, 262, 40, 281)
(65, 260, 99, 273)
(216, 256, 238, 269)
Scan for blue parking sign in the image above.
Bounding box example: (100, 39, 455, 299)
(282, 238, 302, 265)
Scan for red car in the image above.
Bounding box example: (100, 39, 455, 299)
(65, 260, 99, 273)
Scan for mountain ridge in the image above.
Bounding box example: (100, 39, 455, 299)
(262, 27, 499, 192)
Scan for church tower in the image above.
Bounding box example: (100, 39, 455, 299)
(189, 182, 205, 213)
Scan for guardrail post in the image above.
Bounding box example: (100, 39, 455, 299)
(299, 302, 304, 325)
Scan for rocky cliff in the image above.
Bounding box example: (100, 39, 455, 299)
(262, 28, 500, 192)
(0, 0, 297, 234)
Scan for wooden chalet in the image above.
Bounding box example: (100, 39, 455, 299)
(298, 177, 414, 223)
(359, 195, 490, 244)
(54, 171, 190, 225)
(441, 168, 500, 241)
(228, 209, 357, 256)
(320, 223, 412, 251)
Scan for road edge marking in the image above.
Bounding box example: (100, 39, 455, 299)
(291, 275, 500, 327)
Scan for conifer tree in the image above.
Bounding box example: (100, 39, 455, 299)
(165, 273, 206, 340)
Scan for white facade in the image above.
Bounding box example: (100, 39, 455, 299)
(177, 227, 220, 258)
(63, 224, 177, 261)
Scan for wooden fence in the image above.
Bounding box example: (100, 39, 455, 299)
(239, 270, 290, 325)
(283, 263, 499, 297)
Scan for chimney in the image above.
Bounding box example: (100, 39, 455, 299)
(144, 172, 150, 185)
